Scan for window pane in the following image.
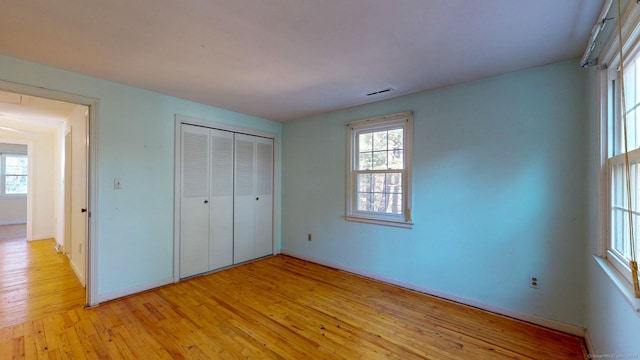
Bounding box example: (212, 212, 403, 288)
(610, 208, 639, 261)
(385, 173, 402, 194)
(612, 163, 626, 208)
(358, 193, 372, 211)
(636, 59, 640, 106)
(358, 174, 372, 193)
(388, 128, 403, 149)
(372, 174, 385, 193)
(612, 162, 640, 211)
(389, 149, 403, 169)
(617, 54, 640, 154)
(356, 171, 404, 215)
(628, 109, 638, 151)
(359, 132, 373, 152)
(609, 159, 640, 264)
(5, 175, 27, 194)
(372, 193, 386, 212)
(625, 61, 636, 111)
(372, 151, 388, 170)
(386, 193, 403, 214)
(5, 156, 27, 175)
(358, 152, 373, 170)
(373, 131, 388, 151)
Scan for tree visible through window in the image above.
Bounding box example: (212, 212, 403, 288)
(2, 154, 27, 195)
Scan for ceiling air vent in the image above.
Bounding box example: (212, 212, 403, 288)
(366, 87, 393, 96)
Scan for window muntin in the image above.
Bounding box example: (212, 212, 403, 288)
(2, 154, 27, 196)
(346, 112, 413, 228)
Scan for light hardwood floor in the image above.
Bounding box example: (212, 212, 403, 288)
(0, 254, 586, 359)
(0, 237, 86, 328)
(0, 223, 26, 241)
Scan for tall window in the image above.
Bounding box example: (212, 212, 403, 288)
(346, 111, 413, 228)
(2, 154, 27, 196)
(607, 44, 640, 281)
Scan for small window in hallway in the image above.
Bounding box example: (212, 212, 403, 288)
(2, 154, 27, 195)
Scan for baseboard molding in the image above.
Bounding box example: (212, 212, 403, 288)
(29, 234, 55, 241)
(280, 250, 586, 337)
(69, 259, 86, 287)
(583, 329, 594, 356)
(0, 220, 26, 226)
(96, 277, 174, 304)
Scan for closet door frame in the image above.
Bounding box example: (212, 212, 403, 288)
(173, 114, 278, 282)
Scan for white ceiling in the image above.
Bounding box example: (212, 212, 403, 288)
(0, 0, 604, 122)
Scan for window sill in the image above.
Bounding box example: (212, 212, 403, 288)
(345, 215, 413, 229)
(0, 194, 26, 199)
(593, 255, 640, 315)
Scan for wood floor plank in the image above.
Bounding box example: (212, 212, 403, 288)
(1, 254, 587, 359)
(0, 238, 86, 328)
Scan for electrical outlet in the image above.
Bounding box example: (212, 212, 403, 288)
(308, 233, 312, 241)
(529, 274, 540, 289)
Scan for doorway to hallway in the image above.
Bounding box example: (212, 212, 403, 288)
(0, 86, 93, 318)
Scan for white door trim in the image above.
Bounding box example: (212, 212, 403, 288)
(0, 80, 100, 307)
(173, 114, 278, 282)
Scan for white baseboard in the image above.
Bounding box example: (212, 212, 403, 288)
(280, 250, 586, 337)
(96, 277, 174, 304)
(584, 329, 594, 355)
(69, 259, 86, 287)
(0, 220, 26, 226)
(29, 234, 55, 241)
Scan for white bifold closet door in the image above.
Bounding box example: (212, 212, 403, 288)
(234, 133, 273, 263)
(180, 124, 273, 279)
(180, 125, 234, 278)
(208, 129, 234, 270)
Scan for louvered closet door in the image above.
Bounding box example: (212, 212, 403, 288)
(180, 124, 210, 278)
(254, 137, 274, 258)
(209, 129, 234, 270)
(233, 134, 274, 263)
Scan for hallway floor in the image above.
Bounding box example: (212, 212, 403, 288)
(0, 234, 85, 328)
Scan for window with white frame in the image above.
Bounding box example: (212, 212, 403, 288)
(1, 154, 27, 196)
(346, 111, 413, 228)
(604, 25, 640, 287)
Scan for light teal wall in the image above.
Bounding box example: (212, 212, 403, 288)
(0, 54, 282, 299)
(584, 67, 640, 353)
(282, 59, 588, 327)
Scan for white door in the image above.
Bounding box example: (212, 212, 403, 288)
(209, 129, 234, 269)
(180, 124, 210, 278)
(233, 134, 255, 263)
(254, 138, 273, 258)
(233, 134, 273, 263)
(64, 131, 72, 257)
(69, 110, 89, 287)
